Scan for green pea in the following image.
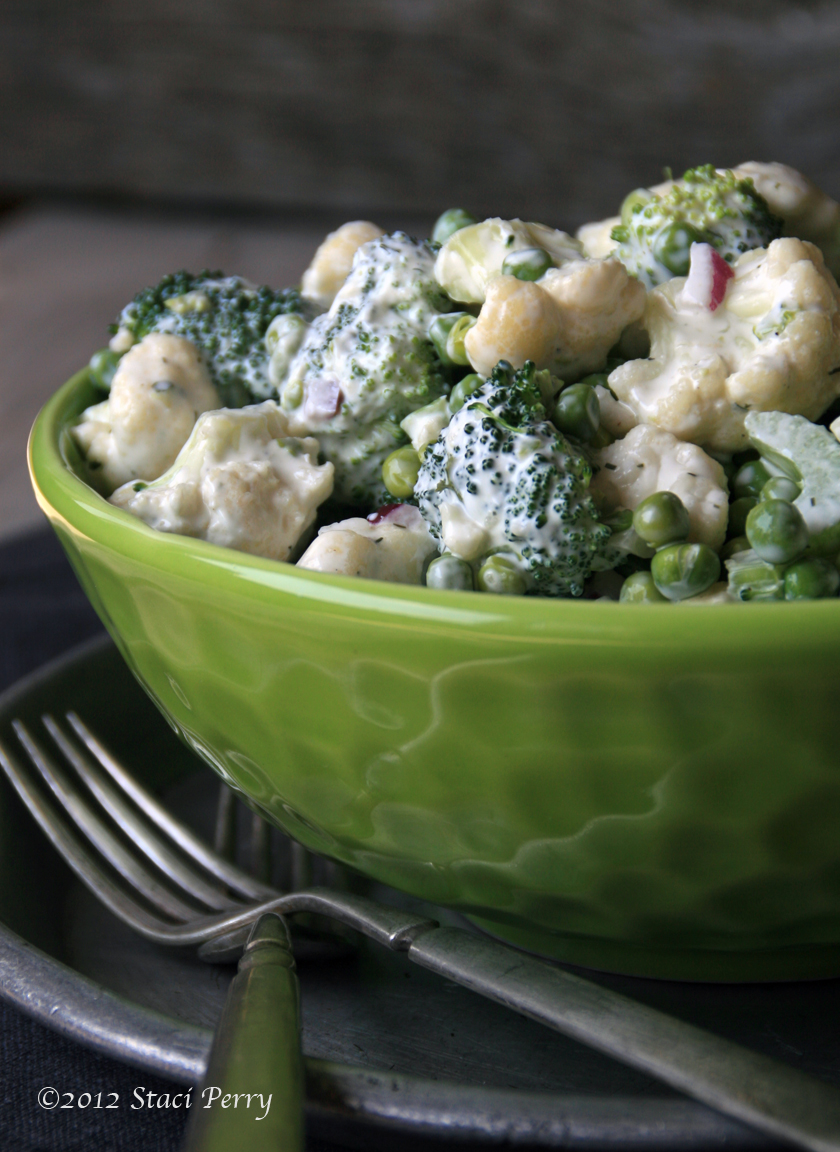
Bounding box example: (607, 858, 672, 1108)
(382, 446, 421, 498)
(652, 221, 709, 277)
(281, 378, 304, 410)
(728, 496, 757, 539)
(552, 384, 600, 443)
(620, 188, 653, 226)
(619, 571, 668, 603)
(784, 558, 840, 601)
(429, 312, 475, 367)
(432, 208, 478, 246)
(745, 499, 809, 564)
(425, 554, 475, 591)
(477, 554, 526, 595)
(632, 491, 691, 549)
(449, 373, 483, 412)
(89, 348, 122, 390)
(651, 542, 721, 601)
(760, 476, 801, 503)
(501, 247, 553, 282)
(732, 459, 776, 500)
(720, 535, 750, 561)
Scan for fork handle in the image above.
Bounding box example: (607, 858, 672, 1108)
(182, 913, 304, 1152)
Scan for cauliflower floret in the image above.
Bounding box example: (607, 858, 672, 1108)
(576, 216, 620, 260)
(281, 232, 454, 507)
(589, 423, 729, 549)
(110, 402, 333, 561)
(609, 238, 840, 454)
(733, 162, 840, 281)
(434, 217, 583, 304)
(72, 333, 220, 492)
(297, 503, 436, 584)
(464, 259, 645, 381)
(463, 275, 561, 378)
(539, 258, 647, 379)
(414, 361, 611, 597)
(301, 221, 385, 311)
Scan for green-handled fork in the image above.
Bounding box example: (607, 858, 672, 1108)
(3, 711, 840, 1152)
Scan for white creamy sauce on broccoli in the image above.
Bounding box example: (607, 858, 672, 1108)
(280, 232, 452, 506)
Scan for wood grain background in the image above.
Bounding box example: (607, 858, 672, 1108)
(2, 1, 839, 228)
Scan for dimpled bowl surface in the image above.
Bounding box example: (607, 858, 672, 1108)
(28, 369, 840, 981)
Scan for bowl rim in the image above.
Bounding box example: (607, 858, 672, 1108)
(27, 366, 840, 646)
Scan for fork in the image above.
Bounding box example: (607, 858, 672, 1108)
(2, 715, 840, 1152)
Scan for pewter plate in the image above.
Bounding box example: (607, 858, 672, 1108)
(1, 637, 837, 1149)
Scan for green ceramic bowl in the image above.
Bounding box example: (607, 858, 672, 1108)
(28, 368, 840, 981)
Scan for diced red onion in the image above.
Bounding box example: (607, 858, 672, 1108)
(367, 503, 422, 527)
(682, 243, 734, 312)
(303, 377, 343, 421)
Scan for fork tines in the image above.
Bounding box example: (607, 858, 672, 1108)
(0, 712, 276, 936)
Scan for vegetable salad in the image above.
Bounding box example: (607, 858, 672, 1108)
(73, 161, 840, 603)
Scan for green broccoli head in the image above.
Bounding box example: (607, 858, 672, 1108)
(611, 165, 783, 289)
(415, 361, 612, 597)
(280, 232, 456, 509)
(111, 272, 306, 406)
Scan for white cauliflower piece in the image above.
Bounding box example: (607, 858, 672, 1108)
(539, 258, 647, 379)
(590, 423, 729, 549)
(463, 258, 645, 380)
(609, 238, 840, 454)
(71, 333, 220, 493)
(297, 504, 436, 584)
(463, 275, 561, 378)
(734, 162, 840, 280)
(110, 402, 333, 562)
(576, 216, 619, 260)
(300, 221, 384, 310)
(434, 217, 583, 304)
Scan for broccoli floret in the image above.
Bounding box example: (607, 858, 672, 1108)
(281, 232, 456, 509)
(611, 165, 783, 289)
(415, 361, 612, 597)
(111, 272, 306, 407)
